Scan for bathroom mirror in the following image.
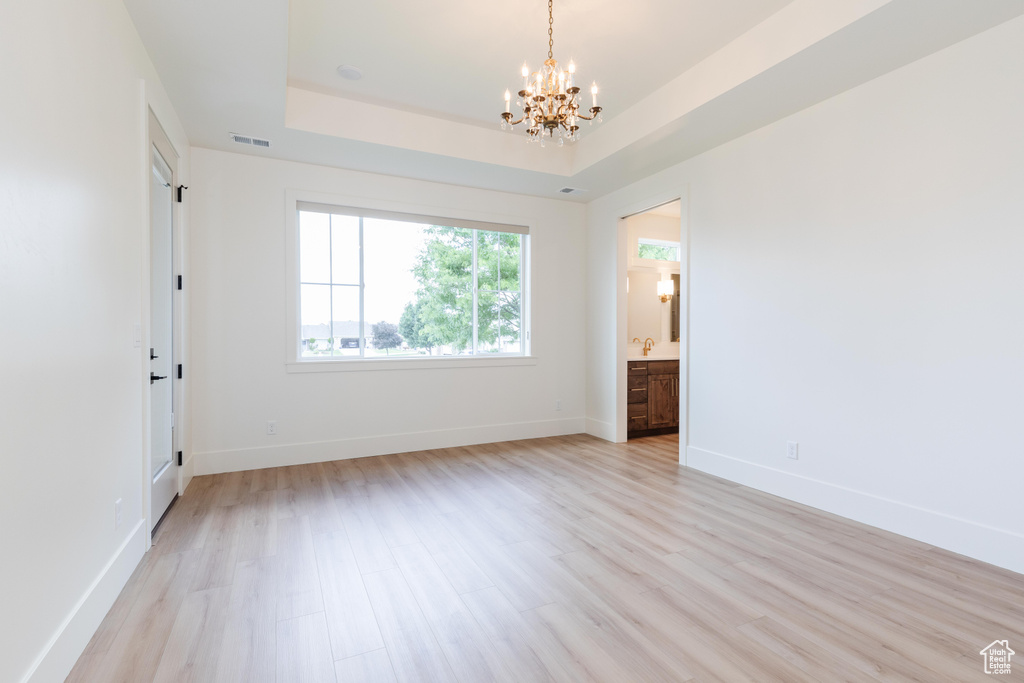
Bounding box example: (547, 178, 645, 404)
(627, 270, 680, 343)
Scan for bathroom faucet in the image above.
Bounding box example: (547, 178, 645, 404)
(643, 338, 655, 356)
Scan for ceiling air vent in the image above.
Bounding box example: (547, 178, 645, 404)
(229, 133, 272, 148)
(559, 187, 586, 195)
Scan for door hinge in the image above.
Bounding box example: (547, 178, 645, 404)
(177, 451, 182, 466)
(176, 185, 188, 203)
(177, 364, 182, 379)
(177, 275, 182, 290)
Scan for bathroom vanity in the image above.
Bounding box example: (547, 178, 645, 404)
(627, 359, 680, 437)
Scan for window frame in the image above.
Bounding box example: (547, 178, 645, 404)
(284, 190, 534, 372)
(636, 237, 681, 262)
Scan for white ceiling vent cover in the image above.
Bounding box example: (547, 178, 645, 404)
(559, 187, 587, 195)
(229, 133, 272, 148)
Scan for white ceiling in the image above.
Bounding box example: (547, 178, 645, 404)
(287, 0, 794, 128)
(123, 0, 1024, 201)
(643, 200, 682, 219)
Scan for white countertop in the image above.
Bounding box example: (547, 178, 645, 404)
(627, 342, 680, 361)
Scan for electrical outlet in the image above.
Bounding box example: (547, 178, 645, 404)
(114, 498, 122, 529)
(787, 441, 799, 460)
(556, 399, 562, 411)
(267, 420, 277, 436)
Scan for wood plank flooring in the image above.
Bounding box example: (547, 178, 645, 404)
(68, 434, 1024, 682)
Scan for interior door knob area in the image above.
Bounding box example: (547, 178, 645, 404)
(150, 114, 178, 527)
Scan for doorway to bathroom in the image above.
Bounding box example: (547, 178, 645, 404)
(621, 199, 685, 441)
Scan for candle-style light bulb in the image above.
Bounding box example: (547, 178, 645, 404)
(504, 89, 511, 113)
(591, 82, 598, 108)
(567, 61, 576, 89)
(522, 63, 529, 89)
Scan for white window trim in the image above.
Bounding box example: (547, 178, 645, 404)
(284, 189, 534, 371)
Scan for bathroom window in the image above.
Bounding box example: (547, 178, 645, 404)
(637, 238, 680, 262)
(294, 202, 529, 361)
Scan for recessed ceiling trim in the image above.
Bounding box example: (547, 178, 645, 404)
(285, 86, 574, 176)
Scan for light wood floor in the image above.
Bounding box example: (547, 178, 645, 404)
(68, 433, 1023, 682)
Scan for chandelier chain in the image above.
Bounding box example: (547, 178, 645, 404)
(548, 0, 553, 59)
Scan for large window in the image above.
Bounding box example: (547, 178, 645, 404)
(296, 203, 528, 360)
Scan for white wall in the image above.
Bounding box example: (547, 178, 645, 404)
(0, 1, 191, 682)
(189, 148, 586, 474)
(587, 15, 1024, 573)
(626, 213, 683, 270)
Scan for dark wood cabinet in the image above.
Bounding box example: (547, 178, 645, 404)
(627, 359, 679, 438)
(647, 375, 675, 428)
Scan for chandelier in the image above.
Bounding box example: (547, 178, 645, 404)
(500, 0, 602, 146)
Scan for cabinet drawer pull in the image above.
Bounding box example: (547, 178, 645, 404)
(630, 388, 645, 392)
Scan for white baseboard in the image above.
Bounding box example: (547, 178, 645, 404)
(22, 519, 147, 683)
(196, 417, 587, 475)
(686, 446, 1024, 575)
(180, 451, 195, 494)
(585, 417, 617, 442)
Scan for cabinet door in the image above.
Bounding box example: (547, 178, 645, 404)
(648, 376, 675, 429)
(672, 377, 680, 427)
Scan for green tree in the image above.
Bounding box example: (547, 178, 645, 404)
(475, 231, 521, 351)
(399, 301, 434, 354)
(638, 243, 677, 261)
(409, 226, 522, 353)
(411, 226, 475, 352)
(370, 321, 402, 355)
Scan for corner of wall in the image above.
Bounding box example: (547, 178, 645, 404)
(21, 520, 147, 683)
(687, 446, 1024, 575)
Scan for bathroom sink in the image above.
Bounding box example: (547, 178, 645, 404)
(627, 342, 680, 360)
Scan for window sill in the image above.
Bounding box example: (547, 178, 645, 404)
(285, 355, 537, 373)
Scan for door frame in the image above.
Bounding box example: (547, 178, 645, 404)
(144, 108, 184, 543)
(614, 188, 691, 464)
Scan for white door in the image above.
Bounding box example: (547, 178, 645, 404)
(150, 145, 176, 524)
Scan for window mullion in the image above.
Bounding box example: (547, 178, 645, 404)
(328, 215, 335, 357)
(472, 230, 478, 356)
(521, 236, 526, 354)
(496, 234, 501, 351)
(359, 217, 365, 358)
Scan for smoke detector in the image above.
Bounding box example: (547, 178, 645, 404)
(337, 65, 363, 81)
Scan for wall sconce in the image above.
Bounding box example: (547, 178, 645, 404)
(657, 280, 673, 303)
